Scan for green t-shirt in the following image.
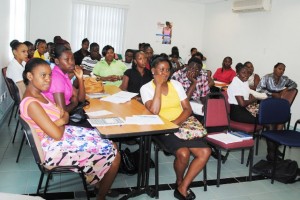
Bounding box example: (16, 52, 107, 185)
(92, 59, 127, 86)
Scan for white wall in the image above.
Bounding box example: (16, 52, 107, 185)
(28, 0, 205, 58)
(203, 0, 300, 125)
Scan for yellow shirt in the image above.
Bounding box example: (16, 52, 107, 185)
(152, 81, 183, 121)
(33, 50, 45, 60)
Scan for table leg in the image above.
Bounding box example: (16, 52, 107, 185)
(119, 135, 155, 200)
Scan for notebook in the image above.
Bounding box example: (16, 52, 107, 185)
(87, 117, 125, 127)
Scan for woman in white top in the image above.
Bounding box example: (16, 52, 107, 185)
(244, 61, 260, 90)
(227, 63, 257, 123)
(6, 40, 28, 98)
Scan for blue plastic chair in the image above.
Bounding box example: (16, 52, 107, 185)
(258, 98, 300, 183)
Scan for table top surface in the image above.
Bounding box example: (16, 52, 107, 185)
(84, 85, 179, 138)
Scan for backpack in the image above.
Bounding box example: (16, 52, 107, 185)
(252, 159, 299, 183)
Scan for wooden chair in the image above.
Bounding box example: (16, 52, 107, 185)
(19, 116, 90, 199)
(204, 92, 254, 187)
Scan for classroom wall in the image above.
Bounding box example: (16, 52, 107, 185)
(203, 0, 300, 125)
(28, 0, 205, 58)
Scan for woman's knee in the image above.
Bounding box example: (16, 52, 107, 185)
(175, 148, 190, 161)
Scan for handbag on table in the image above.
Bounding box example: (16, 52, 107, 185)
(84, 77, 104, 93)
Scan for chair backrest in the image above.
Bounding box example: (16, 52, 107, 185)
(19, 116, 45, 165)
(2, 67, 21, 103)
(281, 88, 298, 106)
(204, 92, 230, 129)
(258, 98, 290, 125)
(221, 90, 230, 114)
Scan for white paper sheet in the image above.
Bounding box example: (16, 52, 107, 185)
(86, 93, 110, 99)
(86, 110, 113, 118)
(207, 133, 243, 144)
(101, 91, 138, 103)
(125, 115, 164, 125)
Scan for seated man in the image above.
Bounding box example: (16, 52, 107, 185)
(123, 49, 134, 69)
(81, 42, 101, 75)
(171, 57, 210, 121)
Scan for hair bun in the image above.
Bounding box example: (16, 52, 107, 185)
(10, 39, 20, 48)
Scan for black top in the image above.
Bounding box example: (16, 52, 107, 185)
(124, 68, 153, 95)
(74, 49, 90, 65)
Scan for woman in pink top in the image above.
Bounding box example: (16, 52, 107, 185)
(43, 44, 85, 112)
(20, 58, 120, 200)
(162, 21, 172, 44)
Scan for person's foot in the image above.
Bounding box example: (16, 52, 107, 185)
(174, 188, 194, 200)
(187, 188, 196, 200)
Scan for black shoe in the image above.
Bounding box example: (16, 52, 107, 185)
(174, 188, 193, 200)
(106, 189, 120, 197)
(187, 188, 196, 200)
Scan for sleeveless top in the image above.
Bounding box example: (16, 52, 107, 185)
(20, 95, 61, 144)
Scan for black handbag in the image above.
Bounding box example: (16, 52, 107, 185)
(69, 100, 89, 123)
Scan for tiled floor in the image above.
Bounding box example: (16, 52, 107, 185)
(0, 112, 300, 200)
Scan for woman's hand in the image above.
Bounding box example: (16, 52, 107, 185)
(74, 65, 83, 80)
(153, 73, 167, 86)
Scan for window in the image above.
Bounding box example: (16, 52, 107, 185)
(9, 0, 27, 42)
(71, 0, 127, 54)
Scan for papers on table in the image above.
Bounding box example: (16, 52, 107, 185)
(206, 133, 244, 144)
(101, 91, 138, 103)
(88, 117, 125, 127)
(125, 115, 164, 125)
(86, 93, 110, 99)
(86, 110, 113, 118)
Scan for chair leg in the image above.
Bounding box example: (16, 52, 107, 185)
(154, 144, 159, 199)
(241, 149, 245, 164)
(203, 165, 207, 191)
(16, 131, 25, 163)
(44, 172, 52, 195)
(217, 149, 222, 187)
(37, 172, 44, 194)
(8, 104, 15, 126)
(14, 105, 19, 118)
(222, 151, 230, 164)
(271, 146, 279, 184)
(248, 147, 253, 181)
(79, 170, 90, 200)
(12, 119, 20, 143)
(255, 134, 260, 155)
(282, 146, 286, 160)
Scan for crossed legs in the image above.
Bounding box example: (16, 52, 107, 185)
(174, 147, 211, 198)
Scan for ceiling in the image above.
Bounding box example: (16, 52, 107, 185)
(181, 0, 228, 4)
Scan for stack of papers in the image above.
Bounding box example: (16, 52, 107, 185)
(101, 91, 138, 103)
(85, 110, 112, 118)
(206, 133, 244, 144)
(88, 117, 125, 127)
(86, 93, 110, 99)
(228, 131, 252, 140)
(125, 115, 164, 125)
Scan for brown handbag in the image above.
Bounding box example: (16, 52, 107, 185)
(84, 77, 104, 93)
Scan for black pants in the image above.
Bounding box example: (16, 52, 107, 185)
(230, 104, 256, 124)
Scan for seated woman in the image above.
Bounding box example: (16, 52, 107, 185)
(20, 58, 120, 200)
(256, 62, 297, 98)
(43, 44, 85, 113)
(227, 63, 258, 124)
(6, 40, 28, 98)
(74, 38, 90, 65)
(33, 39, 47, 60)
(24, 41, 35, 61)
(119, 51, 152, 98)
(92, 45, 127, 86)
(256, 62, 297, 161)
(191, 52, 214, 87)
(213, 56, 236, 84)
(244, 61, 260, 90)
(171, 57, 210, 120)
(140, 57, 211, 200)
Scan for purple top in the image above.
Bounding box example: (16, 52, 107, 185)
(43, 66, 73, 105)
